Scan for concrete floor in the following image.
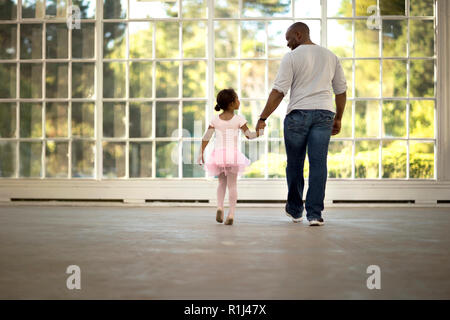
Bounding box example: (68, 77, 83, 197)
(0, 205, 449, 300)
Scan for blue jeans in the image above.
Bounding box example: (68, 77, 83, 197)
(283, 109, 335, 221)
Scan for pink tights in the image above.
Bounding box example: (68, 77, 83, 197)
(217, 172, 238, 219)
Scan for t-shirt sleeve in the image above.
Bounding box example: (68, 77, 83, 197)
(272, 52, 294, 96)
(332, 56, 347, 95)
(238, 115, 248, 128)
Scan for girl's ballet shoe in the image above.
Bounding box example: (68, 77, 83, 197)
(224, 217, 234, 225)
(216, 208, 224, 223)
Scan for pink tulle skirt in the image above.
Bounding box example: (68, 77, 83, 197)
(204, 147, 251, 177)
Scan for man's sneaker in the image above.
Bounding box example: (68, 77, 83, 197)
(285, 210, 303, 223)
(309, 218, 324, 226)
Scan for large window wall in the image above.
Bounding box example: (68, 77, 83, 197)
(0, 0, 437, 180)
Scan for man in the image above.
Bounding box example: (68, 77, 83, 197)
(255, 22, 347, 226)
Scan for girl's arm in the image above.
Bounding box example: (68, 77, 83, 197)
(240, 124, 262, 140)
(198, 125, 215, 164)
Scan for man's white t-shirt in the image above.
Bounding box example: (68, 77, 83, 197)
(272, 44, 347, 115)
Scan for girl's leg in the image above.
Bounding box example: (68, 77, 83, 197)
(216, 172, 227, 222)
(225, 172, 238, 224)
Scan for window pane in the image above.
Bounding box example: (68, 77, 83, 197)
(268, 59, 280, 91)
(130, 142, 152, 178)
(45, 141, 68, 178)
(268, 140, 286, 178)
(20, 24, 42, 59)
(156, 141, 178, 178)
(0, 142, 16, 177)
(20, 103, 42, 138)
(410, 0, 434, 16)
(243, 0, 292, 17)
(104, 0, 127, 19)
(214, 21, 238, 58)
(382, 20, 406, 57)
(355, 60, 379, 97)
(103, 102, 126, 138)
(382, 100, 406, 138)
(19, 141, 42, 178)
(129, 102, 152, 138)
(268, 20, 291, 58)
(410, 142, 434, 179)
(241, 140, 265, 178)
(327, 19, 352, 58)
(22, 0, 45, 19)
(129, 0, 178, 19)
(355, 20, 379, 57)
(155, 21, 179, 59)
(267, 100, 287, 138)
(72, 140, 95, 178)
(182, 101, 205, 138)
(382, 140, 406, 178)
(328, 140, 352, 178)
(102, 142, 126, 178)
(129, 22, 152, 59)
(0, 0, 17, 20)
(214, 0, 239, 18)
(72, 62, 95, 98)
(338, 103, 352, 137)
(241, 21, 266, 58)
(72, 0, 96, 19)
(156, 61, 179, 98)
(103, 62, 126, 98)
(46, 62, 68, 98)
(409, 59, 434, 98)
(182, 141, 203, 177)
(156, 102, 179, 138)
(355, 0, 377, 16)
(355, 140, 379, 178)
(214, 61, 239, 95)
(382, 60, 406, 97)
(241, 100, 264, 130)
(103, 22, 126, 59)
(46, 23, 68, 59)
(295, 0, 320, 18)
(327, 0, 352, 17)
(355, 100, 379, 138)
(0, 63, 16, 98)
(410, 20, 434, 57)
(183, 0, 206, 18)
(340, 60, 353, 98)
(183, 21, 206, 58)
(20, 63, 42, 98)
(241, 60, 266, 98)
(129, 61, 153, 98)
(183, 61, 206, 98)
(380, 0, 405, 15)
(0, 103, 16, 138)
(46, 0, 67, 18)
(46, 102, 68, 138)
(0, 24, 17, 59)
(409, 100, 434, 138)
(72, 23, 95, 59)
(72, 102, 95, 138)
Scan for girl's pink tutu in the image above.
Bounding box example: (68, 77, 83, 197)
(204, 147, 251, 177)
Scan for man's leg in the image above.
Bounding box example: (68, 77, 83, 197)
(283, 111, 310, 219)
(305, 110, 334, 221)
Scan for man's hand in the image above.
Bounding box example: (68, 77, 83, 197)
(255, 119, 266, 136)
(331, 119, 341, 135)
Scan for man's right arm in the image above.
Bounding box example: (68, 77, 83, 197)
(334, 91, 346, 121)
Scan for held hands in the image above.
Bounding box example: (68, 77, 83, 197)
(255, 119, 266, 136)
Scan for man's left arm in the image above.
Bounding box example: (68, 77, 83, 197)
(256, 89, 285, 132)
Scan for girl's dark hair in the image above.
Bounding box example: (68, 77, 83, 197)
(215, 88, 237, 112)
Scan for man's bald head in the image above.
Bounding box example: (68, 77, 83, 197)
(285, 22, 311, 50)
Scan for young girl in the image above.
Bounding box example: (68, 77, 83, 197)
(198, 88, 263, 225)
